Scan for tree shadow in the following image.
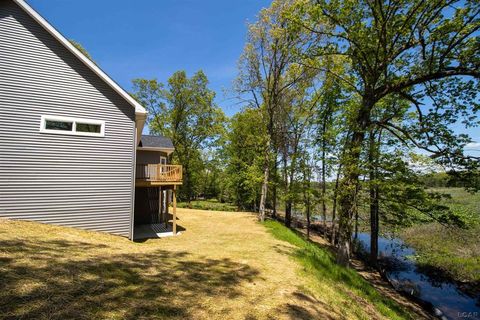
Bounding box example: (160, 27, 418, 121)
(279, 291, 341, 320)
(0, 237, 260, 319)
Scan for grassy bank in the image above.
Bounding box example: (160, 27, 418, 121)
(400, 188, 480, 284)
(264, 220, 415, 320)
(177, 199, 237, 212)
(0, 208, 421, 319)
(401, 223, 480, 283)
(431, 187, 480, 222)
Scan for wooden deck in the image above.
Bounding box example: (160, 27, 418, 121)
(135, 164, 183, 186)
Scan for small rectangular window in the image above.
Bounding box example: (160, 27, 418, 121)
(40, 115, 105, 137)
(45, 120, 73, 131)
(76, 122, 101, 133)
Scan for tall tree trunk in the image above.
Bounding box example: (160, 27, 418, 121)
(337, 151, 361, 266)
(272, 184, 277, 218)
(321, 144, 327, 238)
(272, 151, 278, 218)
(183, 163, 192, 207)
(331, 165, 341, 245)
(306, 190, 311, 239)
(285, 200, 292, 227)
(259, 163, 269, 222)
(354, 210, 359, 240)
(336, 97, 372, 266)
(369, 131, 380, 266)
(320, 116, 329, 238)
(282, 148, 291, 227)
(369, 182, 379, 266)
(302, 162, 311, 238)
(285, 152, 297, 228)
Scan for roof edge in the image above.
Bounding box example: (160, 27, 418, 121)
(137, 147, 175, 152)
(13, 0, 147, 116)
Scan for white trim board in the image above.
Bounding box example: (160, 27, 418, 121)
(137, 147, 175, 155)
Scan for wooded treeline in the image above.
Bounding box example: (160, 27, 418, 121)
(133, 0, 479, 266)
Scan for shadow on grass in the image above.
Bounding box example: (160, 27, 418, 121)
(264, 220, 414, 320)
(280, 291, 341, 320)
(0, 237, 260, 319)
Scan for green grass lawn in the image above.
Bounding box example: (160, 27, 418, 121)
(402, 223, 480, 283)
(177, 199, 237, 212)
(431, 187, 480, 222)
(265, 220, 415, 320)
(0, 209, 422, 319)
(401, 188, 480, 284)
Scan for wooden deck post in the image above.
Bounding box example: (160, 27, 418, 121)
(172, 185, 177, 235)
(158, 186, 162, 224)
(165, 189, 169, 228)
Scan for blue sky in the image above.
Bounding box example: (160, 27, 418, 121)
(29, 0, 270, 117)
(28, 0, 479, 153)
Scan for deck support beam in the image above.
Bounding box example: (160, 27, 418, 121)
(158, 186, 162, 224)
(172, 185, 177, 235)
(165, 188, 169, 228)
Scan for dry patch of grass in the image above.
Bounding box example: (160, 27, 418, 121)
(1, 210, 414, 319)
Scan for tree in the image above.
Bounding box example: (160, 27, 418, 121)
(224, 108, 268, 210)
(278, 71, 320, 227)
(314, 56, 350, 236)
(132, 71, 226, 202)
(299, 142, 319, 238)
(69, 39, 95, 63)
(236, 0, 315, 221)
(198, 148, 226, 200)
(292, 0, 480, 265)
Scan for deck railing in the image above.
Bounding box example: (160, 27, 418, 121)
(136, 164, 183, 183)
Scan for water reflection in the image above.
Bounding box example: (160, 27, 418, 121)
(356, 233, 480, 320)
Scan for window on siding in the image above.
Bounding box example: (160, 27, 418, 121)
(40, 115, 105, 137)
(45, 120, 73, 131)
(76, 122, 102, 133)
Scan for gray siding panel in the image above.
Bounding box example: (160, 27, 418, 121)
(136, 150, 167, 165)
(0, 1, 135, 237)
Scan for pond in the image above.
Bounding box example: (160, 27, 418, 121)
(356, 233, 480, 320)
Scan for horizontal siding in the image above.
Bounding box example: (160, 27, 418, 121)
(0, 1, 135, 237)
(137, 150, 161, 164)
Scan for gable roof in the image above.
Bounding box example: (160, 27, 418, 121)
(139, 135, 175, 150)
(13, 0, 147, 117)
